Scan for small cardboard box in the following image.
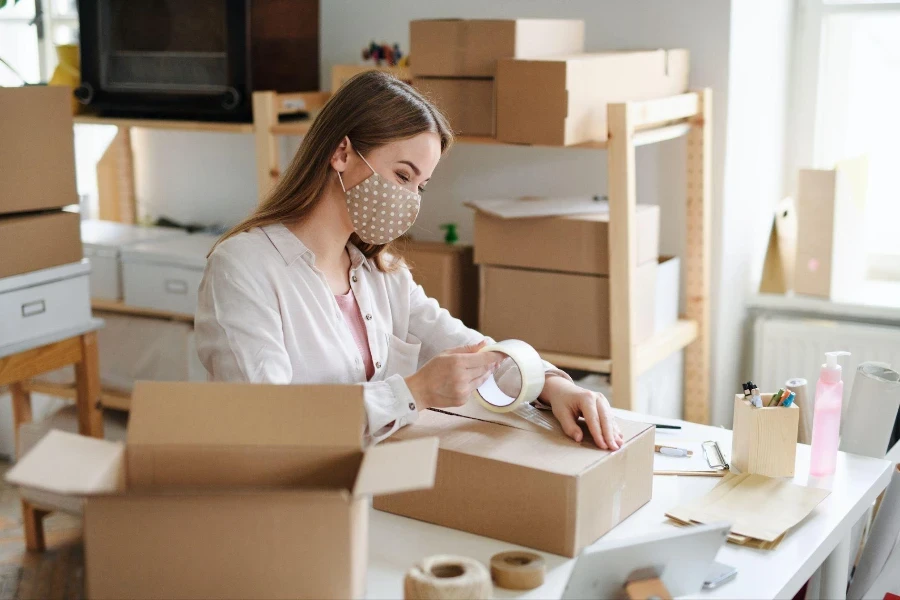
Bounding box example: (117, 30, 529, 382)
(732, 394, 799, 478)
(470, 198, 660, 275)
(0, 86, 78, 215)
(0, 211, 83, 279)
(6, 381, 439, 600)
(413, 77, 494, 136)
(497, 50, 690, 146)
(374, 403, 655, 557)
(400, 239, 479, 328)
(479, 260, 657, 358)
(410, 19, 585, 77)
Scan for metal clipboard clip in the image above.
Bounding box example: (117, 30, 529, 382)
(702, 441, 729, 471)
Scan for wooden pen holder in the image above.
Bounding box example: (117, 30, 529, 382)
(731, 394, 799, 477)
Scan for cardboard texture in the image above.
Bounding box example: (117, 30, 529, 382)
(470, 200, 660, 275)
(759, 197, 798, 294)
(496, 50, 690, 145)
(0, 211, 83, 279)
(374, 402, 655, 557)
(731, 395, 799, 478)
(479, 260, 657, 358)
(794, 157, 868, 300)
(666, 472, 830, 547)
(0, 86, 78, 215)
(410, 19, 585, 77)
(6, 381, 440, 600)
(413, 77, 494, 136)
(400, 239, 479, 328)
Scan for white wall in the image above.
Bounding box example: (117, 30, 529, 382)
(129, 1, 794, 426)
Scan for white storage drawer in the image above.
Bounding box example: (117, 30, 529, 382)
(120, 233, 217, 316)
(82, 220, 189, 301)
(0, 261, 92, 348)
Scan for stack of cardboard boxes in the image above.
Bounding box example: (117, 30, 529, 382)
(409, 18, 690, 145)
(0, 86, 90, 348)
(410, 19, 585, 136)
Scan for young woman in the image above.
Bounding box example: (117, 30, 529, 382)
(196, 71, 622, 449)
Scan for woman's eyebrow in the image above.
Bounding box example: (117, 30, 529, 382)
(397, 160, 421, 176)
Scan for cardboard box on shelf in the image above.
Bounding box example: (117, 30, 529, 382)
(6, 381, 439, 600)
(375, 402, 654, 557)
(0, 86, 78, 215)
(400, 239, 479, 328)
(470, 198, 660, 275)
(410, 19, 585, 77)
(0, 211, 83, 279)
(497, 50, 690, 146)
(413, 77, 494, 136)
(478, 259, 657, 358)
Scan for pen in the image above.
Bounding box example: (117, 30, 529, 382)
(651, 423, 682, 430)
(655, 444, 693, 457)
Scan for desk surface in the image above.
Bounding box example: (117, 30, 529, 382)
(366, 409, 893, 600)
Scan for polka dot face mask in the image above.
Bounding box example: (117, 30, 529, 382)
(337, 152, 421, 245)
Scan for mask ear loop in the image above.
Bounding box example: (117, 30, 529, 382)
(357, 151, 376, 177)
(336, 169, 347, 193)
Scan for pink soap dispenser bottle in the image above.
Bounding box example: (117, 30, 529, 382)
(809, 350, 851, 476)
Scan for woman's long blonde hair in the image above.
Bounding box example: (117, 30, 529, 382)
(214, 71, 453, 271)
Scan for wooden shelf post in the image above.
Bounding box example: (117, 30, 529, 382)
(683, 89, 712, 424)
(607, 102, 638, 411)
(253, 90, 281, 203)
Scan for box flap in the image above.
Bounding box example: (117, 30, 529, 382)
(466, 196, 612, 219)
(353, 437, 439, 496)
(128, 381, 366, 450)
(5, 430, 124, 496)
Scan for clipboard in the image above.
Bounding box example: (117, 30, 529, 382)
(654, 441, 730, 477)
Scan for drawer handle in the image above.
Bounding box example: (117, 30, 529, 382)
(21, 299, 46, 318)
(165, 279, 189, 295)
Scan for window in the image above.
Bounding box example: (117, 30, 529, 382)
(792, 0, 900, 279)
(0, 0, 78, 85)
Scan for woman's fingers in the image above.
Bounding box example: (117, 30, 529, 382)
(595, 394, 620, 451)
(553, 406, 584, 443)
(459, 350, 504, 370)
(579, 396, 609, 450)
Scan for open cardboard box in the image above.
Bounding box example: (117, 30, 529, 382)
(374, 402, 654, 557)
(6, 381, 439, 600)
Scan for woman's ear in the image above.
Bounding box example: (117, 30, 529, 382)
(330, 136, 352, 173)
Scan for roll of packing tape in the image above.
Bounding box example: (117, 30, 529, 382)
(474, 339, 545, 413)
(490, 551, 545, 590)
(404, 555, 492, 600)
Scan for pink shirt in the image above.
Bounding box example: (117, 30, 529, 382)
(334, 289, 375, 380)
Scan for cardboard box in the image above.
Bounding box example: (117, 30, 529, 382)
(0, 211, 83, 279)
(732, 394, 799, 478)
(410, 19, 585, 78)
(470, 198, 660, 275)
(375, 402, 655, 557)
(794, 157, 868, 300)
(413, 77, 494, 136)
(497, 50, 690, 146)
(6, 381, 439, 600)
(0, 86, 78, 215)
(479, 260, 657, 358)
(400, 239, 479, 328)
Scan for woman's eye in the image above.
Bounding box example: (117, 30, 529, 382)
(396, 172, 409, 183)
(418, 186, 426, 194)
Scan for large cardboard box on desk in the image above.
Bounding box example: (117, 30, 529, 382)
(0, 86, 78, 215)
(413, 77, 495, 136)
(0, 211, 82, 279)
(497, 50, 690, 146)
(410, 19, 585, 77)
(120, 233, 218, 315)
(375, 402, 654, 557)
(5, 381, 439, 600)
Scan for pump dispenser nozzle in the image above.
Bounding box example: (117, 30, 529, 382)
(821, 351, 851, 384)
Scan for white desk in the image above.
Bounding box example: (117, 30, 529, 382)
(366, 409, 893, 600)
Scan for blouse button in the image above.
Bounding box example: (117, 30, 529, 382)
(375, 361, 382, 369)
(352, 275, 358, 283)
(365, 313, 372, 321)
(408, 402, 416, 411)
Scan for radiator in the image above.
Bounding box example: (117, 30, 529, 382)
(752, 315, 900, 396)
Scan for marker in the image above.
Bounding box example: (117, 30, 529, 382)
(781, 391, 795, 408)
(655, 444, 693, 457)
(769, 388, 785, 407)
(750, 387, 763, 408)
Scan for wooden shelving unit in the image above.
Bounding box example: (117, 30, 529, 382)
(74, 115, 254, 134)
(253, 89, 713, 423)
(91, 299, 194, 323)
(23, 380, 131, 412)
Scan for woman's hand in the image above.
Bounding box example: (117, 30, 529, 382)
(405, 340, 503, 410)
(540, 377, 624, 450)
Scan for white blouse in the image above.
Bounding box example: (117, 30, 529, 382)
(195, 223, 568, 444)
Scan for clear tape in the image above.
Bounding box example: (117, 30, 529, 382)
(513, 402, 555, 431)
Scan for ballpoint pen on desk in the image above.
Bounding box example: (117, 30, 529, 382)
(655, 444, 693, 457)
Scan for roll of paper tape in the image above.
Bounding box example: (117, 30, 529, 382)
(474, 339, 545, 413)
(490, 551, 545, 590)
(404, 555, 492, 600)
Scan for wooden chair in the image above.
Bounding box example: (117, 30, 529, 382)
(0, 321, 104, 551)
